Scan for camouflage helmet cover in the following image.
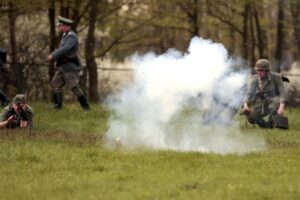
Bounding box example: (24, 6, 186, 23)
(13, 94, 26, 104)
(255, 59, 270, 71)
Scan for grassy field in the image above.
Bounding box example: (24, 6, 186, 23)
(0, 102, 299, 200)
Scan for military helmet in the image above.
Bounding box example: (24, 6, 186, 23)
(13, 94, 26, 104)
(255, 59, 270, 71)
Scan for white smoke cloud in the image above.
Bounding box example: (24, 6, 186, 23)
(105, 37, 266, 154)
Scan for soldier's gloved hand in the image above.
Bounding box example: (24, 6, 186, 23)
(6, 115, 15, 124)
(20, 103, 28, 110)
(20, 120, 28, 128)
(243, 102, 250, 112)
(277, 103, 285, 116)
(47, 54, 53, 62)
(12, 103, 21, 113)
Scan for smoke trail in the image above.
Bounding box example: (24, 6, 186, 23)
(105, 37, 265, 154)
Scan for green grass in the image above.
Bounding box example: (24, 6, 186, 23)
(0, 103, 299, 200)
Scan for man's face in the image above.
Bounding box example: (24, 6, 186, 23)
(257, 69, 268, 78)
(57, 24, 65, 33)
(12, 103, 26, 113)
(57, 24, 70, 33)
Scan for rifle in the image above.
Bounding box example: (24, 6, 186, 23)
(240, 110, 250, 116)
(240, 110, 255, 127)
(11, 103, 24, 128)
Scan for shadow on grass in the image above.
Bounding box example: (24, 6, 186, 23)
(0, 129, 104, 147)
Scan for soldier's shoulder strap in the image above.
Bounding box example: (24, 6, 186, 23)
(0, 105, 13, 121)
(270, 72, 290, 83)
(67, 30, 77, 38)
(25, 105, 34, 114)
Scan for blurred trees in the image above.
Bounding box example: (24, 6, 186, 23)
(0, 0, 299, 102)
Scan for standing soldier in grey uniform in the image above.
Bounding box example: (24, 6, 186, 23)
(242, 59, 288, 128)
(0, 94, 33, 129)
(47, 16, 90, 110)
(0, 48, 9, 107)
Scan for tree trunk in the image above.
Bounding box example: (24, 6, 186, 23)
(48, 0, 56, 82)
(228, 26, 236, 55)
(290, 0, 300, 59)
(85, 0, 99, 102)
(242, 2, 250, 64)
(274, 0, 284, 72)
(252, 2, 266, 58)
(190, 0, 201, 36)
(71, 0, 81, 32)
(249, 4, 256, 67)
(59, 0, 70, 17)
(8, 2, 19, 93)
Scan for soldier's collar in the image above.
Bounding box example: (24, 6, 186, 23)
(258, 73, 271, 81)
(63, 30, 72, 37)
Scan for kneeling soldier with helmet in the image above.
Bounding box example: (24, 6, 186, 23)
(0, 94, 33, 129)
(242, 59, 288, 128)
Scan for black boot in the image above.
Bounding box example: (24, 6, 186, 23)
(78, 96, 90, 110)
(52, 92, 63, 109)
(256, 118, 270, 128)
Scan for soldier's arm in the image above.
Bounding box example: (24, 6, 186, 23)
(0, 115, 14, 128)
(0, 107, 12, 122)
(273, 75, 287, 115)
(22, 106, 34, 128)
(243, 75, 257, 104)
(275, 75, 287, 103)
(51, 35, 77, 60)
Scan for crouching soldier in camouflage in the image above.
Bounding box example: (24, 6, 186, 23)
(0, 94, 33, 129)
(242, 59, 288, 128)
(47, 16, 90, 110)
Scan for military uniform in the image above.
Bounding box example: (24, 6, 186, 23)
(50, 16, 90, 110)
(0, 49, 9, 107)
(243, 59, 287, 128)
(0, 94, 33, 128)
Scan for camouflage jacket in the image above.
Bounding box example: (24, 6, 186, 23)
(0, 105, 34, 128)
(244, 72, 287, 104)
(51, 30, 81, 71)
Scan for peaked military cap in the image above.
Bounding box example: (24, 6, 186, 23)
(13, 94, 26, 104)
(57, 16, 73, 26)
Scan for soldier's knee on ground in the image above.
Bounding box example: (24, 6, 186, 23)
(247, 116, 256, 124)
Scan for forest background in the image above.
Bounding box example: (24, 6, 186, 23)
(0, 0, 300, 105)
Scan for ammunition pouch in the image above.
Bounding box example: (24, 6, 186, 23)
(269, 115, 289, 129)
(57, 56, 80, 66)
(257, 91, 276, 99)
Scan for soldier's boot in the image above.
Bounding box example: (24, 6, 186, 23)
(77, 95, 90, 111)
(0, 92, 9, 107)
(267, 114, 277, 129)
(53, 92, 63, 109)
(255, 118, 270, 128)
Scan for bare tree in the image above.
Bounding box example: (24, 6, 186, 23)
(274, 0, 285, 72)
(48, 0, 57, 82)
(290, 0, 300, 59)
(7, 2, 20, 92)
(252, 1, 267, 58)
(85, 0, 99, 102)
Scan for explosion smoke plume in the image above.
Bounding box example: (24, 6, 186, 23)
(106, 37, 265, 154)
